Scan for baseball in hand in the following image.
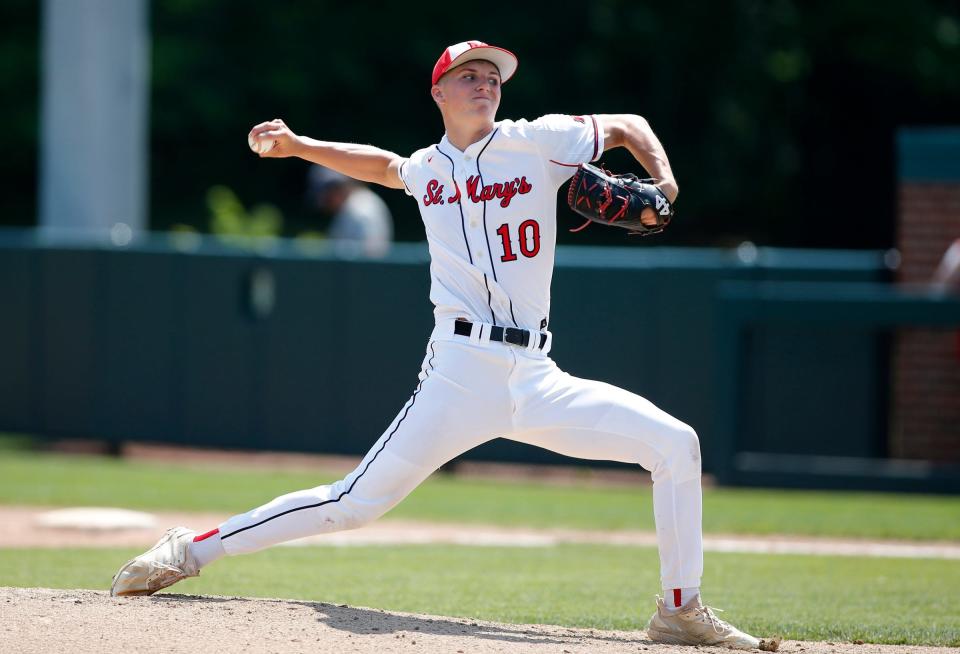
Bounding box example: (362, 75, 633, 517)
(248, 133, 276, 155)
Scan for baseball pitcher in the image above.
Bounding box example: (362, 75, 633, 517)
(111, 40, 779, 651)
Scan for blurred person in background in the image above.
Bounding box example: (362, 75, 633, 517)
(932, 238, 960, 293)
(307, 164, 393, 257)
(931, 238, 960, 360)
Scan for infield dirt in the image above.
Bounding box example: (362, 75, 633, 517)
(2, 587, 953, 654)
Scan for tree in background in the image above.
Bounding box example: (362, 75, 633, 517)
(2, 0, 958, 249)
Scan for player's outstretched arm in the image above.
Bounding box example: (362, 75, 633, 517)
(597, 114, 678, 203)
(248, 119, 407, 190)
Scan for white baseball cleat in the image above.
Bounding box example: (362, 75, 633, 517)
(646, 595, 780, 651)
(110, 526, 200, 597)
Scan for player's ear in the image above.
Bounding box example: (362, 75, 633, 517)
(431, 84, 444, 105)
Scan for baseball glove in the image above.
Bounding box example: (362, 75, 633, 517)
(566, 163, 674, 235)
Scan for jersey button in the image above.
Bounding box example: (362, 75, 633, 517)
(477, 250, 485, 259)
(470, 221, 478, 228)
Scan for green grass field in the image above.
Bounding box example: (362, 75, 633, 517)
(1, 449, 958, 540)
(1, 546, 957, 645)
(1, 442, 959, 645)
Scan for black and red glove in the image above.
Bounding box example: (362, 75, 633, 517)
(566, 163, 674, 236)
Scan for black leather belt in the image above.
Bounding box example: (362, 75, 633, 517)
(454, 320, 547, 350)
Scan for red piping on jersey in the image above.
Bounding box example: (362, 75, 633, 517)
(590, 115, 599, 160)
(398, 160, 412, 195)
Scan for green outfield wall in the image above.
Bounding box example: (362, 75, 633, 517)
(4, 231, 957, 490)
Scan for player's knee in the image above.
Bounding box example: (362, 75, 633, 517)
(334, 494, 393, 530)
(307, 479, 384, 530)
(340, 510, 375, 530)
(322, 502, 379, 531)
(667, 423, 701, 483)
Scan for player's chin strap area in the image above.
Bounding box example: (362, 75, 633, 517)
(433, 319, 552, 355)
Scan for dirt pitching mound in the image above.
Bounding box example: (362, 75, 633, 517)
(2, 587, 951, 654)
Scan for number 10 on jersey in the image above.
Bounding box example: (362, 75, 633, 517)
(497, 220, 541, 262)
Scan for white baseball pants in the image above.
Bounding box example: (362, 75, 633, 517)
(218, 319, 703, 589)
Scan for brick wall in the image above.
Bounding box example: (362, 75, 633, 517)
(893, 134, 960, 462)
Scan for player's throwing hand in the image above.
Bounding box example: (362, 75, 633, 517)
(247, 118, 300, 158)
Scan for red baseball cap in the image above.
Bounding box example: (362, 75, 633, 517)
(431, 40, 518, 86)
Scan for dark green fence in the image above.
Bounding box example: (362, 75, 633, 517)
(5, 231, 955, 491)
(714, 280, 960, 493)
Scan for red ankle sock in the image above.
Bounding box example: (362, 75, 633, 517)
(193, 528, 219, 542)
(189, 528, 225, 569)
(664, 587, 699, 611)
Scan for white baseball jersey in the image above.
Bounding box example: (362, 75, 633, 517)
(399, 114, 604, 331)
